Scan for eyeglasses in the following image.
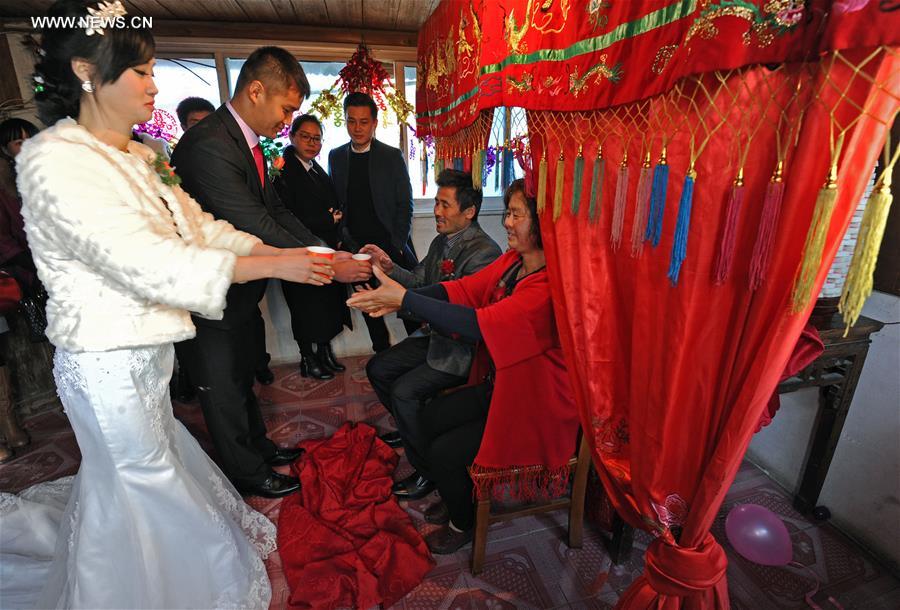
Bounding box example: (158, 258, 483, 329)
(296, 133, 322, 144)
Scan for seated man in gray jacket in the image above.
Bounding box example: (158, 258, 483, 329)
(361, 169, 502, 500)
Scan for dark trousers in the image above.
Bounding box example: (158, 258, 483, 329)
(179, 317, 277, 487)
(362, 310, 420, 352)
(366, 336, 467, 479)
(422, 382, 492, 530)
(253, 291, 271, 374)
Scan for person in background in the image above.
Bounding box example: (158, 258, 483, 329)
(0, 118, 40, 200)
(274, 114, 350, 379)
(170, 100, 215, 399)
(176, 96, 215, 131)
(328, 92, 417, 353)
(0, 117, 41, 463)
(362, 169, 501, 500)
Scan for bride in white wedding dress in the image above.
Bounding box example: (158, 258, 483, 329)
(0, 1, 335, 607)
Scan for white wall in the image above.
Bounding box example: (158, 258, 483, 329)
(260, 201, 509, 362)
(748, 291, 900, 572)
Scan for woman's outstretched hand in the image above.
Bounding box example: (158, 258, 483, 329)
(346, 265, 405, 317)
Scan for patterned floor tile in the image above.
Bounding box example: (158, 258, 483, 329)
(2, 356, 898, 610)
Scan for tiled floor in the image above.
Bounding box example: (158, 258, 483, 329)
(2, 356, 898, 609)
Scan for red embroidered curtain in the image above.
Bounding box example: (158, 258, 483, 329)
(417, 2, 900, 608)
(533, 48, 899, 608)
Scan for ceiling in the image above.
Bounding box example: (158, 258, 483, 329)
(0, 0, 442, 32)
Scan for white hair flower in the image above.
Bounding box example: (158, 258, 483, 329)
(85, 0, 127, 36)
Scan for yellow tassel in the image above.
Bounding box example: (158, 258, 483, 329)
(790, 171, 838, 313)
(553, 152, 565, 221)
(537, 155, 548, 213)
(472, 149, 483, 190)
(839, 179, 893, 333)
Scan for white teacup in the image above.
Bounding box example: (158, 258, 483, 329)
(352, 253, 372, 261)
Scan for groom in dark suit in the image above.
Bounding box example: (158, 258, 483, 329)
(329, 92, 418, 353)
(172, 47, 371, 498)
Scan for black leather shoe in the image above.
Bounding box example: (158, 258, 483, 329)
(392, 473, 435, 500)
(239, 472, 300, 498)
(426, 526, 473, 554)
(319, 343, 346, 372)
(379, 431, 403, 448)
(255, 366, 275, 385)
(423, 501, 450, 525)
(300, 355, 334, 380)
(267, 447, 304, 467)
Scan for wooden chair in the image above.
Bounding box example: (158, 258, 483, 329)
(469, 430, 592, 574)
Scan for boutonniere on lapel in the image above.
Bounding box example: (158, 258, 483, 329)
(259, 137, 285, 180)
(152, 153, 181, 187)
(440, 258, 455, 279)
(268, 155, 285, 179)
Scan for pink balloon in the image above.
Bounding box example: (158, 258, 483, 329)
(725, 504, 792, 566)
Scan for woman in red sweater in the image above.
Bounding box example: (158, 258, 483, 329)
(348, 179, 579, 554)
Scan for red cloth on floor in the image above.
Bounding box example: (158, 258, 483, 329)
(756, 324, 824, 431)
(277, 423, 434, 609)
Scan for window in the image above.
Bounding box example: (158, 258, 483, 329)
(225, 58, 403, 172)
(152, 58, 220, 138)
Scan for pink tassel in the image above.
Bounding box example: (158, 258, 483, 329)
(609, 156, 628, 250)
(630, 155, 653, 257)
(714, 172, 746, 284)
(749, 164, 785, 290)
(613, 157, 629, 250)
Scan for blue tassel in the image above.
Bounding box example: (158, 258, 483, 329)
(504, 145, 515, 188)
(453, 157, 463, 171)
(645, 158, 670, 247)
(494, 147, 502, 191)
(667, 171, 696, 285)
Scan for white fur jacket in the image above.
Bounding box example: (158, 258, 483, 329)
(16, 119, 262, 352)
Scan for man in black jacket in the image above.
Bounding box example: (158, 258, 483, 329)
(329, 92, 417, 353)
(362, 170, 501, 500)
(172, 47, 370, 498)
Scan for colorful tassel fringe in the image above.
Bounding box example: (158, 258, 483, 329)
(667, 170, 696, 285)
(790, 173, 839, 313)
(713, 172, 746, 284)
(453, 157, 464, 171)
(571, 149, 585, 216)
(537, 155, 548, 213)
(749, 164, 785, 290)
(645, 150, 670, 247)
(553, 154, 565, 221)
(840, 178, 893, 332)
(588, 152, 605, 223)
(630, 155, 653, 257)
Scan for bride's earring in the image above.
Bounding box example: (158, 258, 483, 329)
(81, 80, 94, 93)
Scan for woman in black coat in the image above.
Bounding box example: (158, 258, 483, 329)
(274, 115, 350, 379)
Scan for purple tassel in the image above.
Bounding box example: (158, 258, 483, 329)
(749, 164, 785, 290)
(612, 158, 629, 239)
(713, 173, 746, 284)
(630, 156, 654, 257)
